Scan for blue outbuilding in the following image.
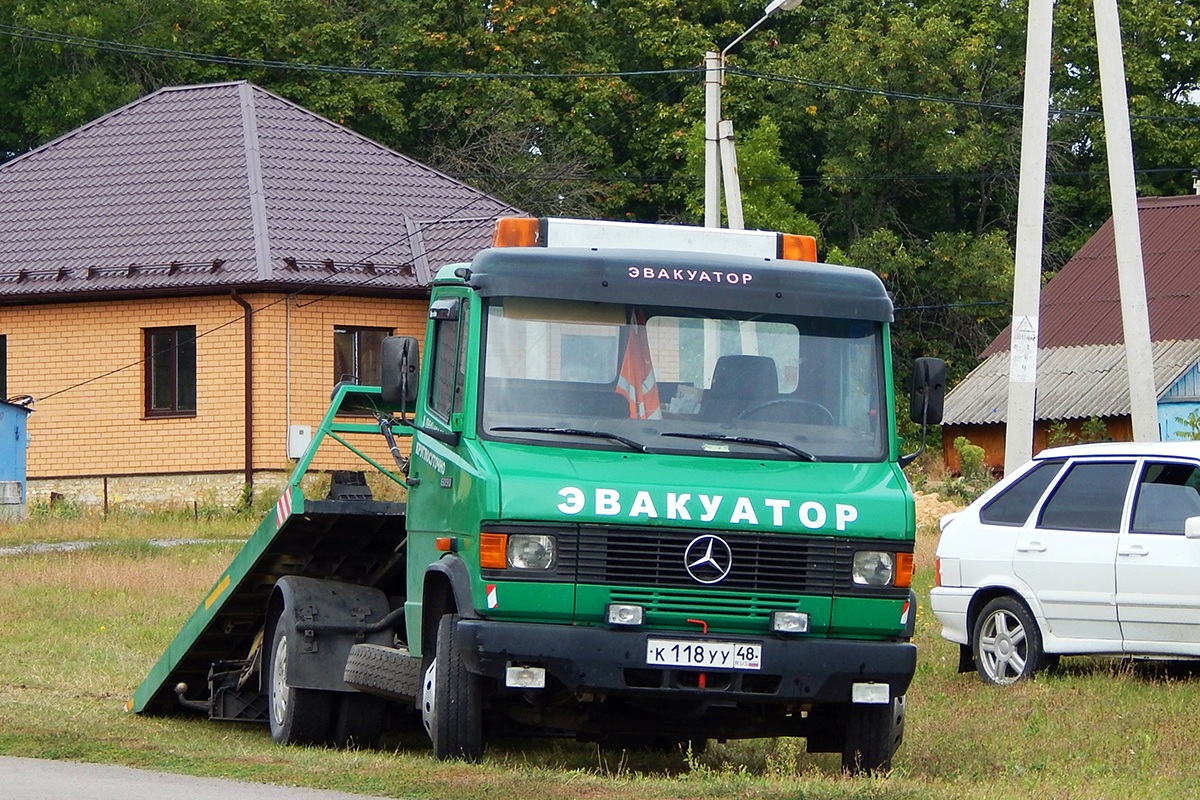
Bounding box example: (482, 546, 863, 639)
(0, 397, 32, 520)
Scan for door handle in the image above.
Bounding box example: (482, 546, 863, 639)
(1118, 545, 1149, 557)
(1016, 541, 1046, 553)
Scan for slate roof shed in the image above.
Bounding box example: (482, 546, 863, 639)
(942, 194, 1200, 471)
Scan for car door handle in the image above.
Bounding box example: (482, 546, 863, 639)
(1016, 541, 1046, 553)
(1118, 545, 1150, 557)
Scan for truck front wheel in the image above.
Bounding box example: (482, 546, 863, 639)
(268, 620, 334, 745)
(841, 695, 905, 775)
(422, 613, 483, 761)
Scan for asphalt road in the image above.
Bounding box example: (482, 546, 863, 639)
(0, 757, 386, 800)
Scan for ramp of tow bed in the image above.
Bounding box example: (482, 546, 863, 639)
(129, 492, 407, 715)
(129, 383, 410, 716)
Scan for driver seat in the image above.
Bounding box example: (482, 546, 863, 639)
(699, 355, 778, 422)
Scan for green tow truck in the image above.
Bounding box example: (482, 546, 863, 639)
(130, 216, 945, 774)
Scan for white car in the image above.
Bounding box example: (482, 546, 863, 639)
(931, 441, 1200, 685)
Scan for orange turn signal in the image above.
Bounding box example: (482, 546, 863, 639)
(895, 552, 914, 588)
(479, 533, 508, 569)
(779, 234, 818, 262)
(492, 217, 540, 248)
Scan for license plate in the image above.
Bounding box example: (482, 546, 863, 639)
(645, 638, 762, 670)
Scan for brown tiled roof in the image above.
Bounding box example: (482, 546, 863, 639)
(0, 81, 521, 303)
(981, 194, 1200, 357)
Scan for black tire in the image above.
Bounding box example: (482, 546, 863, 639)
(972, 596, 1045, 685)
(268, 619, 334, 745)
(344, 643, 423, 702)
(330, 692, 387, 749)
(841, 695, 905, 775)
(421, 613, 483, 761)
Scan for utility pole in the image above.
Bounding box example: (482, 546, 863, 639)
(1094, 0, 1158, 441)
(1005, 0, 1159, 473)
(1004, 0, 1054, 475)
(703, 0, 803, 229)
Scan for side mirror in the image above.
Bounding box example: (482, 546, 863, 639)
(910, 357, 946, 426)
(381, 336, 420, 408)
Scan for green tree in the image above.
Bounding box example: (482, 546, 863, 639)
(831, 227, 1014, 386)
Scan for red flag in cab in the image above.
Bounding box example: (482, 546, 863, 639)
(616, 309, 662, 419)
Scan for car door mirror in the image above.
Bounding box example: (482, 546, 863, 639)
(1185, 516, 1200, 539)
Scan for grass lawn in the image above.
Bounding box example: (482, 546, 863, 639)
(1, 504, 1198, 799)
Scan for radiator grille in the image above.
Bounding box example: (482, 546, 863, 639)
(577, 526, 841, 594)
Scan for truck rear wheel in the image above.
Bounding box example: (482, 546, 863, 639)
(268, 620, 334, 745)
(422, 613, 483, 761)
(841, 695, 905, 775)
(330, 692, 386, 749)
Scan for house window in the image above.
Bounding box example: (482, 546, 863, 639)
(145, 326, 197, 417)
(334, 327, 391, 386)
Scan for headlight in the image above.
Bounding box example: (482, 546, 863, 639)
(852, 551, 895, 586)
(508, 534, 556, 570)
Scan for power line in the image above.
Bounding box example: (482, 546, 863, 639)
(6, 23, 1200, 123)
(728, 66, 1200, 124)
(0, 24, 698, 80)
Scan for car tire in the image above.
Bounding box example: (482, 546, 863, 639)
(972, 596, 1045, 685)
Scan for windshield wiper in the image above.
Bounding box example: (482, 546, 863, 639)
(661, 432, 819, 462)
(490, 426, 651, 453)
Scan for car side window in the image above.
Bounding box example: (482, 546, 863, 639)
(1130, 462, 1200, 535)
(979, 460, 1065, 526)
(1037, 461, 1134, 533)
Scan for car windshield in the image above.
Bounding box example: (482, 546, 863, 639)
(479, 298, 887, 462)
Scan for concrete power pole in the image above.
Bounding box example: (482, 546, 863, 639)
(1004, 0, 1055, 475)
(1094, 0, 1159, 442)
(1006, 0, 1159, 474)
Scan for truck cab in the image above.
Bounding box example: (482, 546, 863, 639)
(393, 218, 944, 771)
(130, 216, 943, 776)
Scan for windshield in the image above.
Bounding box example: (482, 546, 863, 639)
(480, 297, 887, 461)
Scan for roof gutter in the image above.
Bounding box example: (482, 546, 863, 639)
(231, 289, 254, 493)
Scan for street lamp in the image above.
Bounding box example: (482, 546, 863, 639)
(704, 0, 803, 228)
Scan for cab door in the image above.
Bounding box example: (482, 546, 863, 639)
(1012, 460, 1133, 647)
(1116, 460, 1200, 655)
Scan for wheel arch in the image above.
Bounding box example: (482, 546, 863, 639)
(264, 575, 393, 692)
(964, 584, 1041, 646)
(421, 556, 478, 661)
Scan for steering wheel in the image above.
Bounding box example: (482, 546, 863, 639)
(735, 398, 835, 425)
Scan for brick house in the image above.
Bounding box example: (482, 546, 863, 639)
(0, 81, 520, 508)
(942, 195, 1200, 473)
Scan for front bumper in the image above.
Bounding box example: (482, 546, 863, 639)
(456, 618, 916, 704)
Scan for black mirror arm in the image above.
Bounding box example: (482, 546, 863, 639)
(898, 398, 929, 469)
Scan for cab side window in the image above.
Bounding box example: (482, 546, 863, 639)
(979, 460, 1064, 526)
(428, 298, 468, 422)
(1037, 461, 1134, 533)
(1130, 462, 1200, 534)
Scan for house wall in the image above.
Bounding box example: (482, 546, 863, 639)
(942, 416, 1134, 475)
(1, 292, 426, 508)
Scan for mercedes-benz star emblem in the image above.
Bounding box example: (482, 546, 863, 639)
(684, 534, 733, 584)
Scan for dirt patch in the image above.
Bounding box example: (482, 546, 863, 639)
(915, 491, 960, 528)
